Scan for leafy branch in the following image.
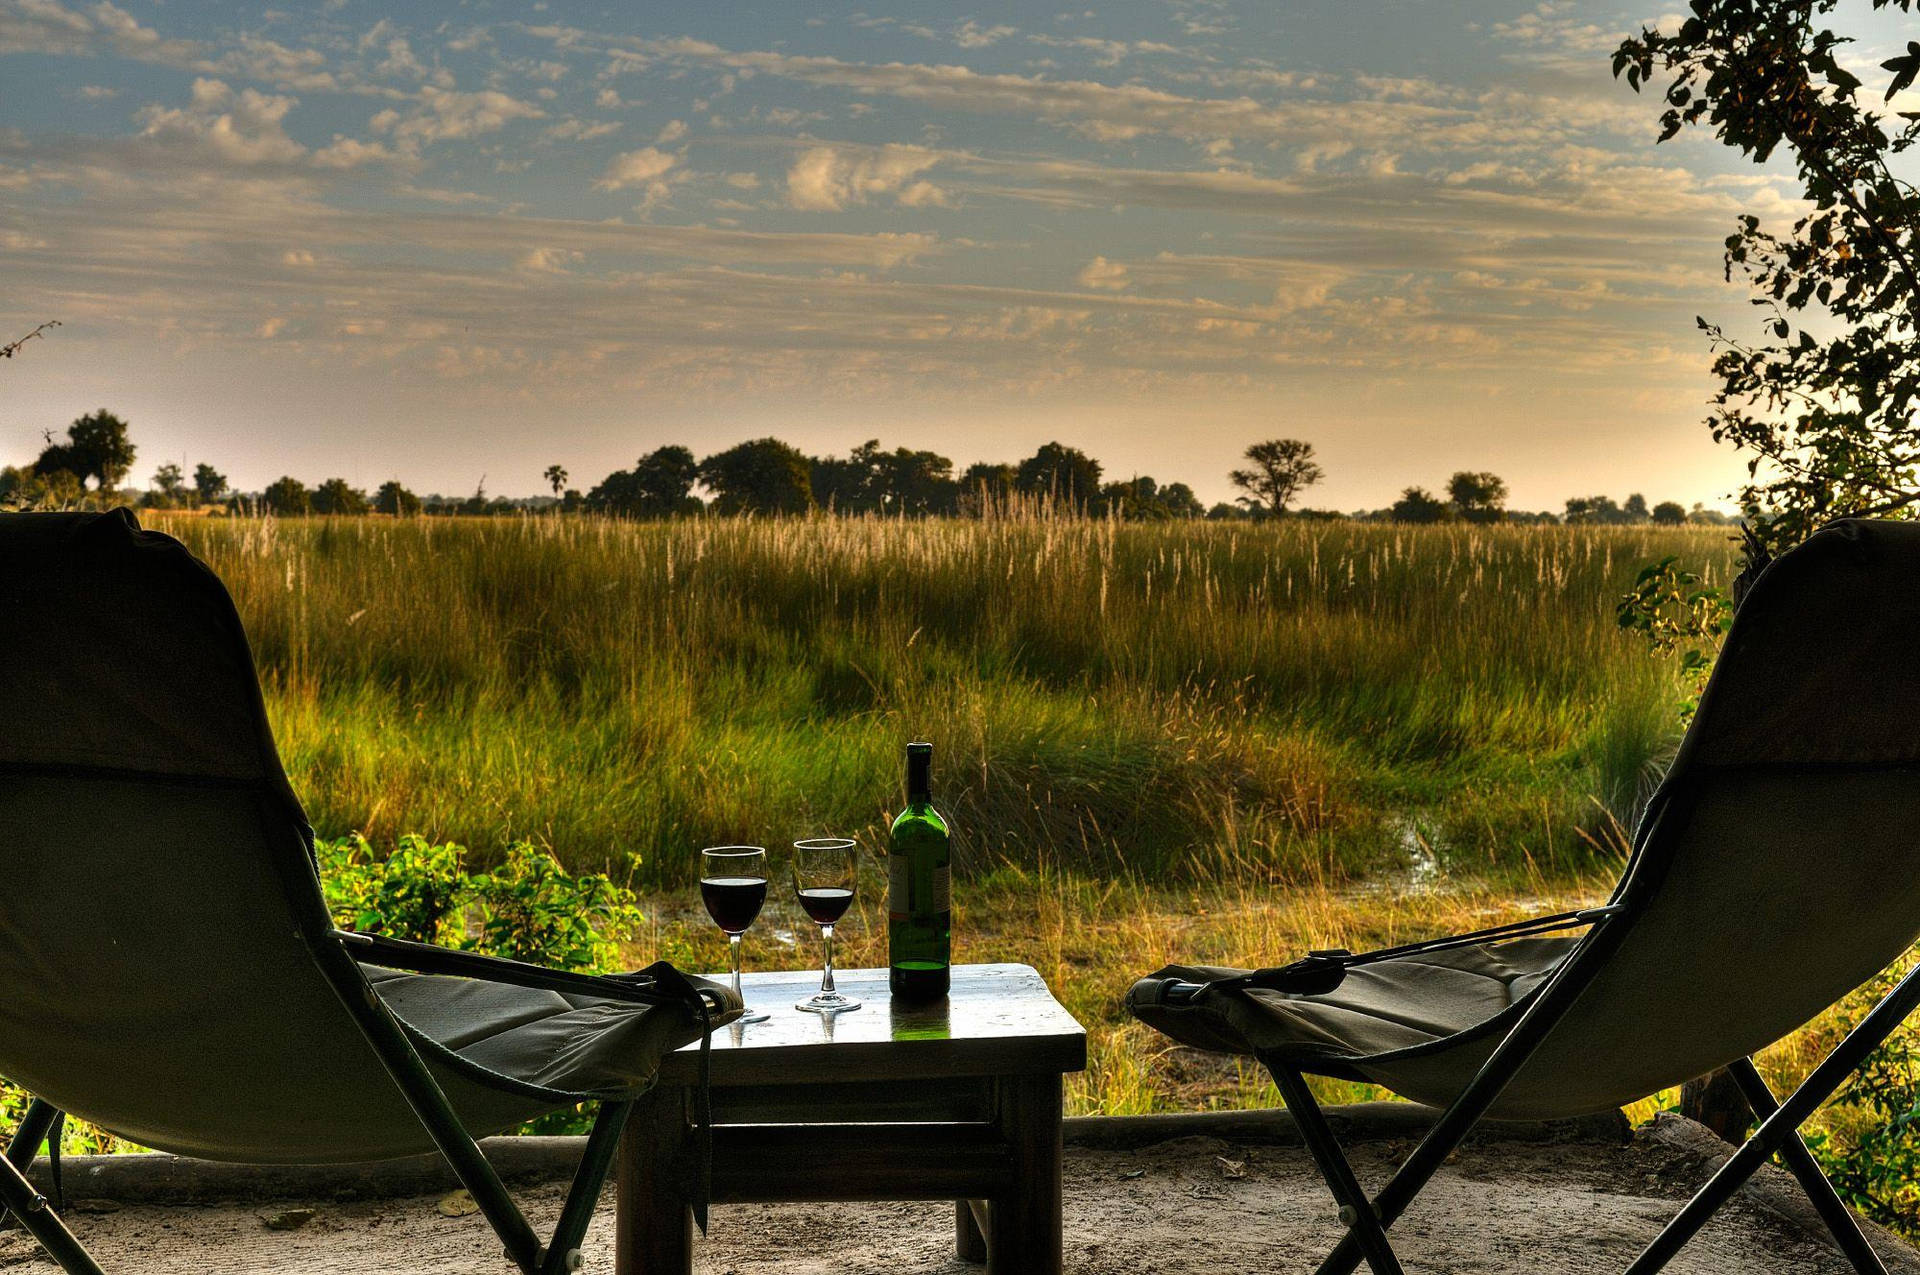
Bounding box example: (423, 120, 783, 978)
(1, 320, 60, 362)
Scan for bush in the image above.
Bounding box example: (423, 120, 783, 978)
(315, 833, 645, 974)
(1806, 963, 1920, 1237)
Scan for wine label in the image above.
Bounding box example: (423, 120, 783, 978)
(888, 856, 951, 915)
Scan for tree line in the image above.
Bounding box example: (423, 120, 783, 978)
(1, 410, 1733, 526)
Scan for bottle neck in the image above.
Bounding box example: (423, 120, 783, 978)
(906, 747, 931, 806)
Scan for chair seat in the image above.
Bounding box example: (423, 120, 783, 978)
(370, 967, 691, 1099)
(1130, 936, 1578, 1101)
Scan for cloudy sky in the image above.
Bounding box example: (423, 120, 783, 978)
(1, 0, 1900, 507)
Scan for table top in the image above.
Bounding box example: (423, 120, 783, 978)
(658, 963, 1086, 1086)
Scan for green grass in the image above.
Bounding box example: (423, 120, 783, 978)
(141, 512, 1742, 1120)
(158, 514, 1730, 891)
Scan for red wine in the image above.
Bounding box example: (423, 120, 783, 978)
(797, 886, 854, 926)
(701, 876, 768, 934)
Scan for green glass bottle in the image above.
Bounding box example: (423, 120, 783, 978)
(888, 741, 950, 1002)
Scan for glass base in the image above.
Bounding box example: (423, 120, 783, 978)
(795, 992, 861, 1014)
(736, 1007, 770, 1024)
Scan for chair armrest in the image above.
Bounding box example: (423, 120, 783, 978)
(330, 929, 739, 1018)
(1149, 904, 1630, 1006)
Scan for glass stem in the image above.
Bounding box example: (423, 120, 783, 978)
(729, 932, 745, 1002)
(820, 924, 837, 995)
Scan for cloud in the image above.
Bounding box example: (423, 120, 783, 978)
(786, 144, 944, 211)
(594, 146, 678, 189)
(518, 245, 584, 273)
(1076, 257, 1129, 290)
(135, 77, 305, 166)
(543, 118, 623, 142)
(655, 118, 688, 143)
(371, 88, 545, 146)
(311, 134, 405, 168)
(0, 0, 202, 63)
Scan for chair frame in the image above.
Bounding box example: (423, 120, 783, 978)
(1257, 782, 1909, 1275)
(0, 922, 719, 1275)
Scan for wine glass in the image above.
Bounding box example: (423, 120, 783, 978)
(792, 837, 860, 1014)
(700, 846, 770, 1025)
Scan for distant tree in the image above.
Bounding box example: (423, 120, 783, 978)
(1564, 495, 1628, 525)
(1097, 475, 1205, 520)
(1098, 477, 1162, 520)
(1014, 442, 1102, 507)
(560, 488, 584, 514)
(35, 409, 136, 491)
(0, 466, 31, 505)
(1230, 439, 1323, 517)
(1651, 500, 1689, 525)
(811, 440, 883, 512)
(375, 480, 421, 516)
(634, 445, 701, 513)
(698, 438, 813, 515)
(1158, 481, 1204, 518)
(544, 465, 568, 499)
(1623, 493, 1651, 523)
(960, 461, 1016, 495)
(875, 447, 957, 515)
(1688, 502, 1735, 526)
(590, 445, 701, 516)
(460, 480, 490, 516)
(149, 462, 186, 508)
(263, 476, 311, 515)
(193, 462, 228, 506)
(1390, 486, 1452, 523)
(1447, 471, 1509, 523)
(957, 461, 1016, 514)
(313, 478, 369, 516)
(1205, 501, 1245, 520)
(31, 435, 81, 486)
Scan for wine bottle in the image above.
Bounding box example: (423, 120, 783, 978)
(888, 740, 951, 1002)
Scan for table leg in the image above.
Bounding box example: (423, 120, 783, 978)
(616, 1085, 693, 1275)
(987, 1075, 1063, 1275)
(956, 1199, 988, 1263)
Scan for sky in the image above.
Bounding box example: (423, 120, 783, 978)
(0, 1, 1910, 509)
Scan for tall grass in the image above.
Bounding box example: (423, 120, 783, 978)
(155, 514, 1729, 889)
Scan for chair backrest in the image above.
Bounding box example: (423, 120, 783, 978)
(1379, 518, 1920, 1118)
(0, 511, 527, 1161)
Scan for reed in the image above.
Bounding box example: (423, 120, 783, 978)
(154, 513, 1730, 891)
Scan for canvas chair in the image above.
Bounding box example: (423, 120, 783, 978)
(1129, 516, 1920, 1275)
(0, 510, 741, 1275)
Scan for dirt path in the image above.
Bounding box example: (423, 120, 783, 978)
(3, 1119, 1909, 1274)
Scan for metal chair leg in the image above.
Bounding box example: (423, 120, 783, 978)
(1271, 1067, 1405, 1275)
(1314, 911, 1631, 1275)
(1, 1098, 60, 1231)
(540, 1101, 633, 1275)
(1625, 962, 1920, 1275)
(0, 1143, 104, 1275)
(1726, 1058, 1887, 1275)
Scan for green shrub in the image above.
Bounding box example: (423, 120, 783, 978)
(318, 832, 468, 944)
(1806, 965, 1920, 1237)
(315, 832, 645, 974)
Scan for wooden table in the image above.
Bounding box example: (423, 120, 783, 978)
(615, 963, 1086, 1274)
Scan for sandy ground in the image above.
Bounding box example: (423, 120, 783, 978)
(2, 1118, 1912, 1274)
